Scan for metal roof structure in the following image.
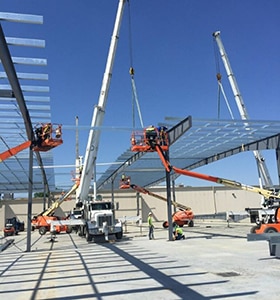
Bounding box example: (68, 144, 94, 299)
(97, 117, 280, 191)
(0, 12, 55, 195)
(1, 13, 280, 198)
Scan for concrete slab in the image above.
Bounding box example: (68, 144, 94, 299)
(0, 219, 279, 300)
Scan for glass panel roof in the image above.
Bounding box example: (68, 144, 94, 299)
(96, 118, 280, 191)
(0, 12, 55, 195)
(1, 12, 280, 198)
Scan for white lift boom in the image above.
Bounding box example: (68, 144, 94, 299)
(77, 0, 126, 202)
(213, 31, 273, 189)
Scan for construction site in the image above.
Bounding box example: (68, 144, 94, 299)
(1, 1, 280, 299)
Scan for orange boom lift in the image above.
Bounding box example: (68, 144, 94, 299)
(130, 183, 194, 228)
(131, 126, 280, 234)
(0, 123, 63, 162)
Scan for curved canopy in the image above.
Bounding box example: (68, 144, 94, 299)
(97, 118, 280, 191)
(0, 12, 55, 195)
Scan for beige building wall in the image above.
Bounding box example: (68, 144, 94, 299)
(0, 186, 263, 230)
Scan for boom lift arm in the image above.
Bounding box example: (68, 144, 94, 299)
(0, 123, 63, 162)
(0, 141, 31, 162)
(133, 131, 280, 206)
(130, 183, 191, 211)
(36, 180, 80, 217)
(130, 183, 194, 228)
(154, 143, 280, 205)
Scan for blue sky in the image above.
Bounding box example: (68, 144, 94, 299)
(1, 1, 280, 189)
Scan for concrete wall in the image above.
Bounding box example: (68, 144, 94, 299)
(112, 186, 261, 223)
(0, 186, 262, 230)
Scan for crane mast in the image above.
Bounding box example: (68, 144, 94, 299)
(77, 0, 126, 202)
(213, 31, 273, 189)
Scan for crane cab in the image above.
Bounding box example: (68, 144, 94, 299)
(33, 123, 63, 152)
(131, 126, 169, 152)
(119, 175, 131, 189)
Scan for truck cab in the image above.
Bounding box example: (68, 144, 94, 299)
(84, 200, 122, 242)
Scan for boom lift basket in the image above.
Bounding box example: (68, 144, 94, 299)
(119, 176, 131, 189)
(33, 123, 63, 152)
(131, 127, 169, 152)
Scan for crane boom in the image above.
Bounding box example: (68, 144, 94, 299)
(77, 0, 126, 202)
(213, 31, 273, 188)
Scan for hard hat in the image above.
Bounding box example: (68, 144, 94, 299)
(148, 212, 152, 215)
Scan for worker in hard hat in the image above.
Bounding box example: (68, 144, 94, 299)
(158, 126, 168, 146)
(147, 212, 155, 240)
(42, 123, 51, 140)
(55, 125, 62, 138)
(173, 223, 185, 240)
(145, 126, 158, 148)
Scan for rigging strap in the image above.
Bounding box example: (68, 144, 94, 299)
(127, 1, 144, 128)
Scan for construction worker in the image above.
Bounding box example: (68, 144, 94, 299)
(55, 125, 62, 138)
(120, 174, 130, 188)
(131, 135, 136, 146)
(173, 223, 185, 240)
(145, 126, 158, 147)
(158, 126, 168, 146)
(35, 126, 43, 146)
(42, 123, 51, 140)
(147, 212, 154, 240)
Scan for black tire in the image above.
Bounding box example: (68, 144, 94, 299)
(162, 221, 169, 228)
(264, 227, 278, 233)
(115, 231, 123, 240)
(85, 228, 92, 242)
(39, 226, 47, 235)
(66, 226, 72, 234)
(188, 220, 194, 227)
(250, 225, 259, 233)
(78, 226, 86, 237)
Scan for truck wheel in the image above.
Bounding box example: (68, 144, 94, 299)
(86, 230, 92, 242)
(162, 221, 169, 228)
(39, 227, 47, 235)
(116, 231, 123, 240)
(264, 227, 278, 233)
(188, 220, 194, 227)
(78, 228, 84, 236)
(66, 226, 72, 234)
(250, 225, 260, 233)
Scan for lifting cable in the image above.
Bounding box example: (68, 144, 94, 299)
(213, 37, 234, 119)
(127, 1, 144, 128)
